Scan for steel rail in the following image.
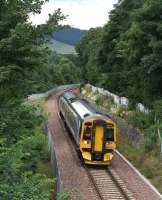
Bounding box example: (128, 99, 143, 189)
(86, 167, 134, 200)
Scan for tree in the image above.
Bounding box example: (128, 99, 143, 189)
(0, 1, 66, 102)
(76, 27, 103, 84)
(54, 57, 81, 84)
(0, 1, 67, 199)
(77, 0, 162, 106)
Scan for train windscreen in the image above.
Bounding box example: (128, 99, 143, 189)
(105, 127, 114, 141)
(83, 127, 91, 140)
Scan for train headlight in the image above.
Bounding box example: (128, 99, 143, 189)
(84, 140, 89, 144)
(106, 141, 114, 145)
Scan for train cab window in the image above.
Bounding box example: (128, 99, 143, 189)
(105, 128, 114, 141)
(83, 127, 91, 140)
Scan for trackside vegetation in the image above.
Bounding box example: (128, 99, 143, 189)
(0, 99, 54, 199)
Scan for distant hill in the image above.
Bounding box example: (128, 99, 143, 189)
(52, 28, 87, 46)
(50, 40, 76, 55)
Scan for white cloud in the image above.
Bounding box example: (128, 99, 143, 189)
(30, 0, 117, 29)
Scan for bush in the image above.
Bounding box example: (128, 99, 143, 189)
(0, 128, 53, 199)
(116, 106, 128, 119)
(128, 111, 153, 130)
(0, 100, 53, 199)
(95, 94, 103, 105)
(144, 125, 158, 152)
(153, 100, 162, 121)
(0, 173, 54, 200)
(0, 103, 43, 145)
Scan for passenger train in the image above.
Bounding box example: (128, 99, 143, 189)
(59, 92, 117, 165)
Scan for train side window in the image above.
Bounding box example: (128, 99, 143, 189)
(83, 127, 91, 140)
(105, 128, 114, 141)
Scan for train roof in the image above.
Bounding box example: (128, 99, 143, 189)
(63, 92, 78, 101)
(62, 92, 111, 120)
(71, 101, 93, 119)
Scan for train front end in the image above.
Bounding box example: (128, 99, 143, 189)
(80, 115, 116, 165)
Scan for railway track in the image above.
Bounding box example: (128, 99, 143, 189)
(58, 107, 135, 200)
(86, 167, 135, 200)
(57, 95, 135, 200)
(46, 92, 162, 200)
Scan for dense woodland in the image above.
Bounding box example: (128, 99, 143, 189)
(76, 0, 162, 107)
(76, 0, 162, 154)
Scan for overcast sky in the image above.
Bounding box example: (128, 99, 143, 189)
(30, 0, 118, 30)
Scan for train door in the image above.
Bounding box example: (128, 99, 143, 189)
(91, 120, 106, 161)
(92, 120, 107, 153)
(94, 126, 104, 152)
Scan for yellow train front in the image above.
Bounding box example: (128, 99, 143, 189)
(59, 92, 116, 165)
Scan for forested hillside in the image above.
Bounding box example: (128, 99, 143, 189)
(52, 28, 86, 45)
(76, 0, 162, 107)
(49, 28, 86, 54)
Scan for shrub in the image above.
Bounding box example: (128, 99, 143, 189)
(0, 173, 54, 200)
(128, 111, 153, 130)
(153, 100, 162, 121)
(0, 100, 53, 199)
(144, 125, 158, 152)
(0, 103, 43, 145)
(95, 94, 103, 105)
